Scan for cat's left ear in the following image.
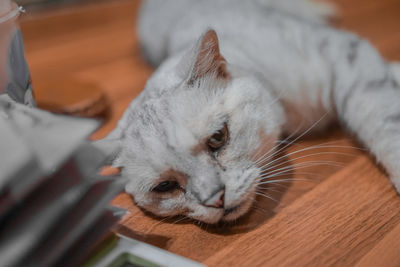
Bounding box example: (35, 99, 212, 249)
(187, 29, 230, 85)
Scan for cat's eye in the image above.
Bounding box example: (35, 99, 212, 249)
(207, 123, 229, 152)
(152, 181, 180, 193)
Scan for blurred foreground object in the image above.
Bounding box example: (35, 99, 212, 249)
(2, 0, 110, 118)
(0, 2, 202, 266)
(85, 234, 205, 267)
(0, 2, 125, 266)
(0, 0, 34, 106)
(0, 94, 125, 267)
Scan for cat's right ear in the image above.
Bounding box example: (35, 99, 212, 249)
(186, 29, 231, 85)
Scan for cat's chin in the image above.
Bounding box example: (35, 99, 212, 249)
(221, 195, 255, 222)
(190, 195, 255, 224)
(186, 199, 254, 224)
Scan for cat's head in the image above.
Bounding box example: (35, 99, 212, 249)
(108, 29, 284, 223)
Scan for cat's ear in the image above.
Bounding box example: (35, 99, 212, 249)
(187, 29, 230, 85)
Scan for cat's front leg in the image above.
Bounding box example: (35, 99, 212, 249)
(331, 35, 400, 192)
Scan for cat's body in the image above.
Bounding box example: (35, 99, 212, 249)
(107, 0, 400, 223)
(138, 0, 338, 134)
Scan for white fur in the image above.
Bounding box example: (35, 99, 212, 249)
(107, 0, 400, 223)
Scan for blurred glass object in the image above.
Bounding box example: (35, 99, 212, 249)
(0, 1, 20, 95)
(0, 0, 35, 106)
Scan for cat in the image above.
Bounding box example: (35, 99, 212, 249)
(104, 0, 400, 224)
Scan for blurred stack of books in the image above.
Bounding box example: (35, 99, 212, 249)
(0, 94, 125, 267)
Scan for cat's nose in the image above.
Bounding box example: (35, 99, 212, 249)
(203, 188, 225, 209)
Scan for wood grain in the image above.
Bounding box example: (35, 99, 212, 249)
(20, 0, 400, 265)
(205, 156, 400, 267)
(356, 221, 400, 267)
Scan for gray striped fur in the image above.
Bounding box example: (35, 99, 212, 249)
(107, 0, 400, 223)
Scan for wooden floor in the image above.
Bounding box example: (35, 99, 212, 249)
(20, 0, 400, 266)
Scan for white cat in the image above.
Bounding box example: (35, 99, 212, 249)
(105, 0, 400, 223)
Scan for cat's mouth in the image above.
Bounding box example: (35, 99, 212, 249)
(221, 196, 255, 222)
(223, 204, 240, 216)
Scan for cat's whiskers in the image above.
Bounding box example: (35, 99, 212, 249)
(257, 174, 315, 186)
(257, 177, 319, 186)
(251, 124, 302, 164)
(250, 116, 344, 207)
(196, 220, 207, 230)
(254, 191, 279, 203)
(251, 139, 282, 163)
(266, 86, 288, 108)
(258, 160, 344, 180)
(145, 215, 174, 234)
(257, 170, 323, 183)
(252, 120, 306, 164)
(253, 138, 359, 167)
(257, 143, 361, 170)
(260, 181, 290, 189)
(251, 205, 271, 216)
(255, 118, 316, 164)
(257, 186, 285, 194)
(253, 139, 362, 193)
(253, 203, 270, 213)
(254, 113, 328, 165)
(261, 160, 344, 177)
(250, 207, 265, 216)
(170, 215, 190, 225)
